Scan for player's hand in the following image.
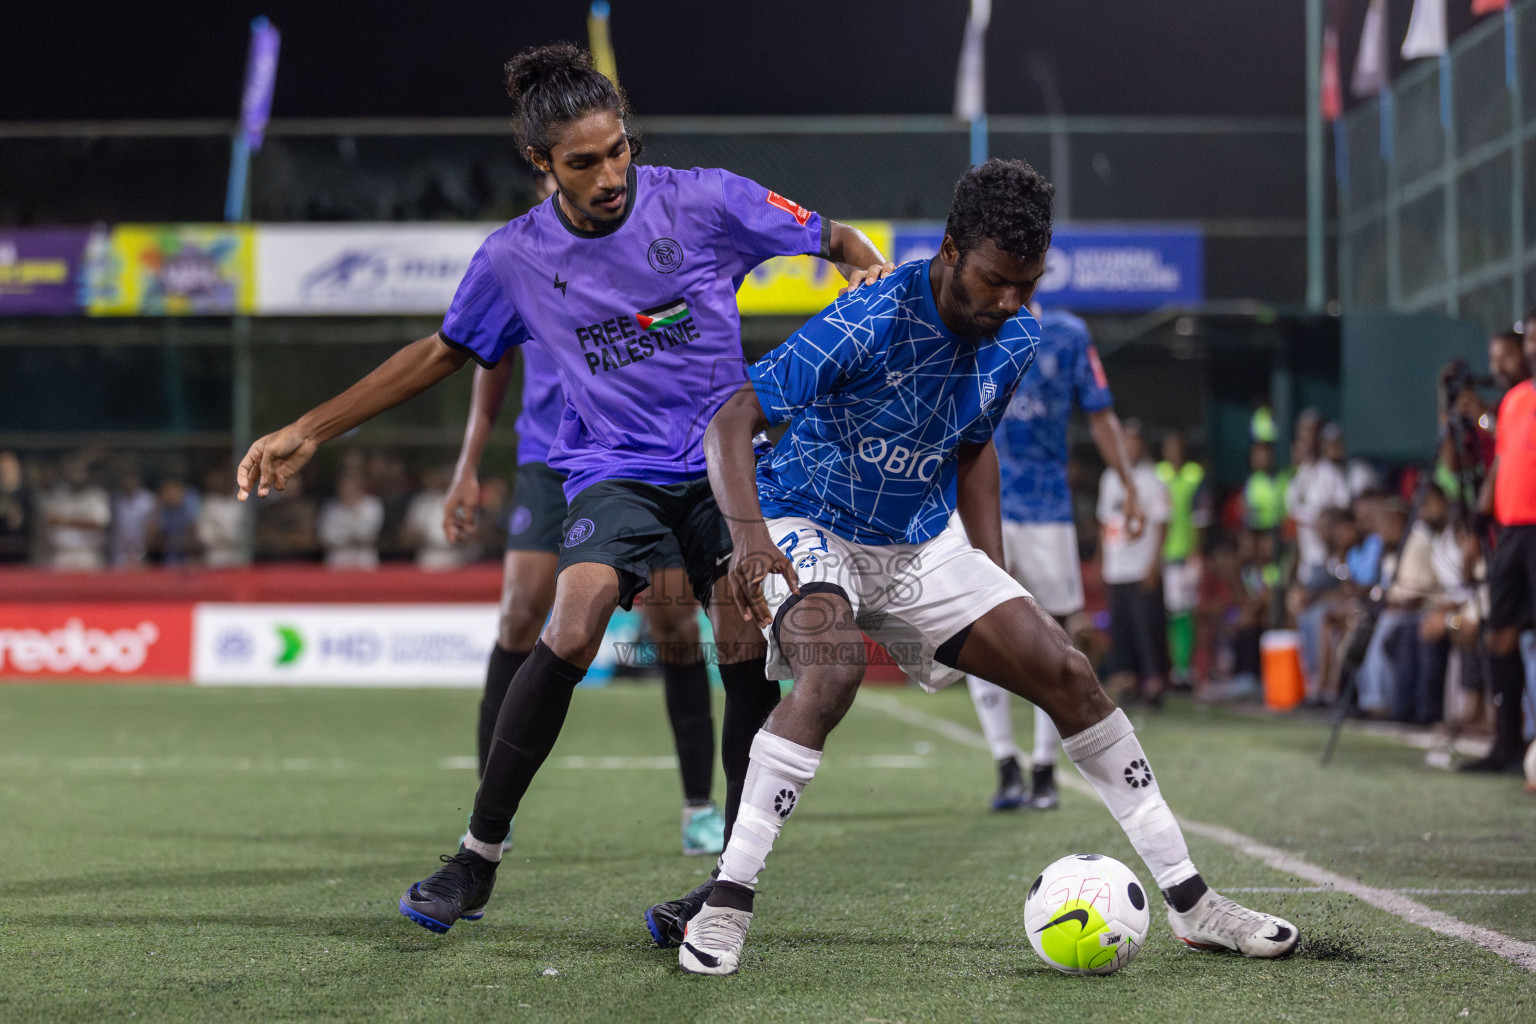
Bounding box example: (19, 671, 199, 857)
(442, 472, 480, 543)
(728, 527, 801, 628)
(841, 261, 896, 293)
(1122, 485, 1146, 540)
(236, 425, 318, 500)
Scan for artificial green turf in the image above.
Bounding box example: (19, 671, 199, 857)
(0, 683, 1531, 1023)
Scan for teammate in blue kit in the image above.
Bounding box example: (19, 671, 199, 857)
(683, 158, 1298, 975)
(966, 306, 1143, 812)
(235, 43, 895, 937)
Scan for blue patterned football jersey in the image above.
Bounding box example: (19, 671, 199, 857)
(993, 308, 1113, 524)
(749, 259, 1039, 545)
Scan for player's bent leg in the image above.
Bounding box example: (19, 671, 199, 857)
(949, 597, 1299, 958)
(647, 574, 777, 947)
(402, 563, 622, 935)
(680, 591, 862, 975)
(478, 550, 559, 779)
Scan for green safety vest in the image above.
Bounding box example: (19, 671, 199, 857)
(1244, 471, 1287, 531)
(1157, 460, 1205, 561)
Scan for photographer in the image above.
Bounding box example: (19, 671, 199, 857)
(1465, 326, 1536, 772)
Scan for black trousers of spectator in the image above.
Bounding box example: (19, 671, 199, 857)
(1383, 613, 1448, 725)
(1107, 580, 1171, 680)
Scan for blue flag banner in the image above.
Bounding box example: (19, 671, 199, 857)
(891, 223, 1204, 312)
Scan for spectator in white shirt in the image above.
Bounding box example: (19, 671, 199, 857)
(197, 467, 248, 568)
(1286, 418, 1351, 582)
(44, 456, 110, 571)
(402, 465, 465, 571)
(318, 473, 384, 570)
(1098, 420, 1171, 705)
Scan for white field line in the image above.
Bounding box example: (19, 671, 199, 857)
(860, 692, 1536, 972)
(1225, 886, 1532, 896)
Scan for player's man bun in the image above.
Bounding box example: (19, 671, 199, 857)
(944, 158, 1055, 266)
(503, 42, 642, 163)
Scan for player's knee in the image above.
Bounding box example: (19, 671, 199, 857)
(1052, 646, 1110, 727)
(500, 600, 545, 650)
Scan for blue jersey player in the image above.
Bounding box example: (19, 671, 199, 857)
(236, 44, 895, 941)
(684, 159, 1298, 976)
(966, 305, 1143, 813)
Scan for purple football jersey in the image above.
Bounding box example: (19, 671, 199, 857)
(514, 339, 563, 466)
(441, 164, 825, 498)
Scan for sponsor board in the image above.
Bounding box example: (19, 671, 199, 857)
(254, 224, 501, 314)
(735, 221, 893, 316)
(193, 603, 501, 686)
(0, 603, 193, 681)
(0, 228, 97, 314)
(891, 223, 1204, 312)
(87, 224, 255, 315)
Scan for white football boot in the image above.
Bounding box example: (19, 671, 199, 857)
(1166, 889, 1300, 958)
(678, 901, 753, 976)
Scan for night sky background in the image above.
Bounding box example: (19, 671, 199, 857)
(0, 1, 1492, 122)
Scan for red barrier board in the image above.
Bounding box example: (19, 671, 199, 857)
(0, 603, 193, 681)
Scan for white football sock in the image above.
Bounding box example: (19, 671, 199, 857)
(1031, 704, 1061, 768)
(462, 833, 504, 863)
(967, 675, 1020, 762)
(716, 730, 821, 888)
(1060, 708, 1197, 889)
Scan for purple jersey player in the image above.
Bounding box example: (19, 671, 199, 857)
(235, 43, 893, 941)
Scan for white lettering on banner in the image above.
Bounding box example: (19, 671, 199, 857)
(855, 437, 946, 481)
(254, 225, 502, 315)
(192, 604, 506, 686)
(0, 619, 159, 674)
(1065, 248, 1182, 293)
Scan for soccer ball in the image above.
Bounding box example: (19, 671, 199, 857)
(1024, 853, 1150, 975)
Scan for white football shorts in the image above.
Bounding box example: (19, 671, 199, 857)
(759, 516, 1028, 692)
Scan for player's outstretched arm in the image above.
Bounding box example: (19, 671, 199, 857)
(956, 440, 1005, 569)
(704, 384, 800, 625)
(443, 354, 516, 542)
(1088, 407, 1144, 539)
(237, 333, 469, 501)
(825, 220, 896, 291)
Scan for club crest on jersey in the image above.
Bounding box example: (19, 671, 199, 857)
(766, 191, 812, 226)
(646, 237, 684, 274)
(564, 518, 595, 548)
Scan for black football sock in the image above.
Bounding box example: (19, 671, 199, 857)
(717, 655, 780, 845)
(1161, 873, 1210, 914)
(477, 645, 531, 778)
(662, 659, 716, 804)
(467, 640, 585, 843)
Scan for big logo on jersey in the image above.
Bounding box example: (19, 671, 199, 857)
(573, 298, 701, 376)
(766, 191, 812, 226)
(856, 436, 947, 481)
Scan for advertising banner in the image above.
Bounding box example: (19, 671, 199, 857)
(254, 224, 500, 315)
(193, 603, 500, 686)
(0, 228, 94, 315)
(0, 603, 193, 681)
(735, 221, 893, 316)
(87, 224, 254, 315)
(890, 223, 1204, 312)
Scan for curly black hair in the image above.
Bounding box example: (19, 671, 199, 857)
(503, 42, 642, 163)
(944, 158, 1055, 266)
